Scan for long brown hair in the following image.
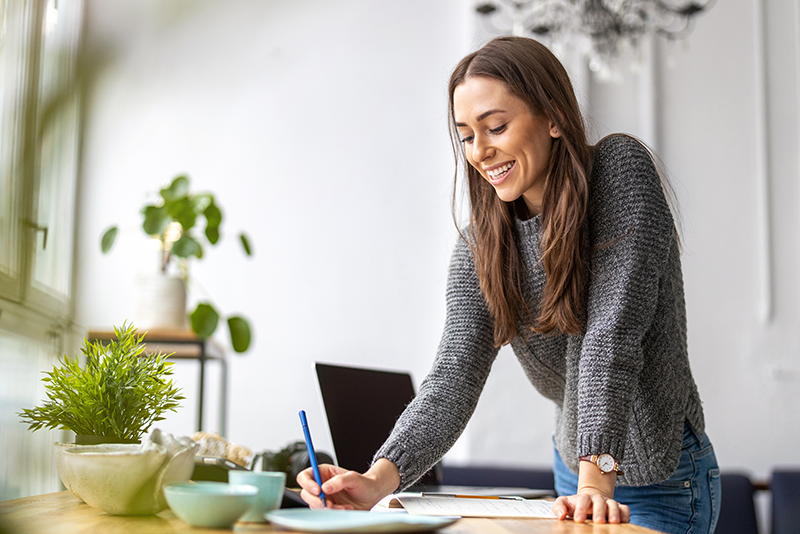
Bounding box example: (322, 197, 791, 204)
(448, 37, 593, 346)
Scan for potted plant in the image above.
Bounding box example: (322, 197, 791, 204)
(17, 323, 200, 515)
(101, 174, 253, 353)
(18, 323, 184, 443)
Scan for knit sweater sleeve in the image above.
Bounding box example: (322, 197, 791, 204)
(373, 236, 500, 490)
(576, 135, 675, 463)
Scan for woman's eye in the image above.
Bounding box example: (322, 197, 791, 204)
(489, 124, 507, 135)
(460, 135, 474, 144)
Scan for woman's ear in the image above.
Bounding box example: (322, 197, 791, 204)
(547, 100, 564, 138)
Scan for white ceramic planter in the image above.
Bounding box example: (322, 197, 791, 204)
(55, 429, 198, 515)
(132, 273, 187, 330)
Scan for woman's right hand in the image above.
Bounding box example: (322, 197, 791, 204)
(296, 458, 401, 510)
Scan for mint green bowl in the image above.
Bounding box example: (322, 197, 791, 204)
(164, 481, 258, 528)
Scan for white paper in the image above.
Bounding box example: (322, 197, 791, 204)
(373, 492, 421, 510)
(389, 496, 555, 518)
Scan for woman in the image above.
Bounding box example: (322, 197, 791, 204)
(298, 36, 720, 534)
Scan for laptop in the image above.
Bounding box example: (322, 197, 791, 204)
(315, 362, 550, 497)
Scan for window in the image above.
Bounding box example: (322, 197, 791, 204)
(0, 316, 66, 501)
(0, 0, 83, 500)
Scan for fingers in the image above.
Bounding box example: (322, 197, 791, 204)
(588, 495, 607, 523)
(296, 467, 322, 497)
(320, 469, 361, 495)
(552, 494, 630, 524)
(551, 496, 572, 520)
(297, 464, 391, 511)
(605, 499, 622, 523)
(598, 499, 629, 523)
(295, 466, 316, 488)
(297, 464, 343, 508)
(297, 463, 343, 489)
(572, 493, 597, 523)
(620, 503, 631, 523)
(299, 487, 326, 509)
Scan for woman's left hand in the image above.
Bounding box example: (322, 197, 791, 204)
(552, 488, 630, 524)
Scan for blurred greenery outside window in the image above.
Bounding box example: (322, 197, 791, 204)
(0, 0, 84, 501)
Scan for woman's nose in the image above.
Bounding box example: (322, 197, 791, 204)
(471, 135, 493, 163)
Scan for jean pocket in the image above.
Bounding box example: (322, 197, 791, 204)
(649, 476, 694, 524)
(691, 443, 716, 462)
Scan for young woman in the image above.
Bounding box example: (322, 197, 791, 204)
(298, 36, 720, 534)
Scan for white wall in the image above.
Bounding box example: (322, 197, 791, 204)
(73, 0, 800, 488)
(656, 0, 800, 480)
(74, 0, 470, 461)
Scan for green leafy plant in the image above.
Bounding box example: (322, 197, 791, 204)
(18, 323, 185, 441)
(100, 174, 253, 353)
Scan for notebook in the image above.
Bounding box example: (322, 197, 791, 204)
(315, 362, 550, 498)
(386, 494, 554, 518)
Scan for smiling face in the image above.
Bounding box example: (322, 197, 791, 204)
(453, 76, 560, 216)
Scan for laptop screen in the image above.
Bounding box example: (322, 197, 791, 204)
(315, 362, 441, 485)
(315, 362, 416, 472)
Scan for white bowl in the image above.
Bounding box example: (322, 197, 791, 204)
(55, 429, 198, 515)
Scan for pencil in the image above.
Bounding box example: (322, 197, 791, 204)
(299, 410, 327, 507)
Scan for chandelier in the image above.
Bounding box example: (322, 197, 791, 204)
(474, 0, 715, 71)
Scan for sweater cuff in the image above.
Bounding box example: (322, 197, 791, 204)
(372, 443, 415, 492)
(577, 433, 627, 464)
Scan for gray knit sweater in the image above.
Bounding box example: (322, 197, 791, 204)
(374, 134, 705, 488)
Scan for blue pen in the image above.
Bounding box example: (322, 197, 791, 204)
(299, 410, 327, 507)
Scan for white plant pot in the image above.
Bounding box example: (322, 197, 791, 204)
(55, 429, 199, 515)
(132, 274, 187, 330)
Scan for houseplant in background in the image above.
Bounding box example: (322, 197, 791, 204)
(101, 174, 254, 353)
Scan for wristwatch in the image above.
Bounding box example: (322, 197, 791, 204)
(579, 453, 624, 475)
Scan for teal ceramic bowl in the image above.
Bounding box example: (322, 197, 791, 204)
(164, 481, 258, 528)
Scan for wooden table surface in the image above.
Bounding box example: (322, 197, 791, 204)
(0, 492, 661, 534)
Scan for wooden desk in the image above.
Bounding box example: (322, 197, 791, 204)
(88, 329, 228, 436)
(0, 492, 661, 534)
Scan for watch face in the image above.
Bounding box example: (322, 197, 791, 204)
(597, 454, 616, 473)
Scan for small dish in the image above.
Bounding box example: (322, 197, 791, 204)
(265, 509, 460, 533)
(164, 481, 258, 528)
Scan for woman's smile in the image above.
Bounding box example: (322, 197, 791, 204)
(485, 161, 516, 185)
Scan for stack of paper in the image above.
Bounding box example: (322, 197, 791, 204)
(383, 495, 555, 519)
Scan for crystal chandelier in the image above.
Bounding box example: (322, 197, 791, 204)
(475, 0, 715, 71)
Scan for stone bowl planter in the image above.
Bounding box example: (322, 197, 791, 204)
(55, 429, 198, 515)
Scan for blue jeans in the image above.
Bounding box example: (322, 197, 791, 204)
(553, 424, 721, 534)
